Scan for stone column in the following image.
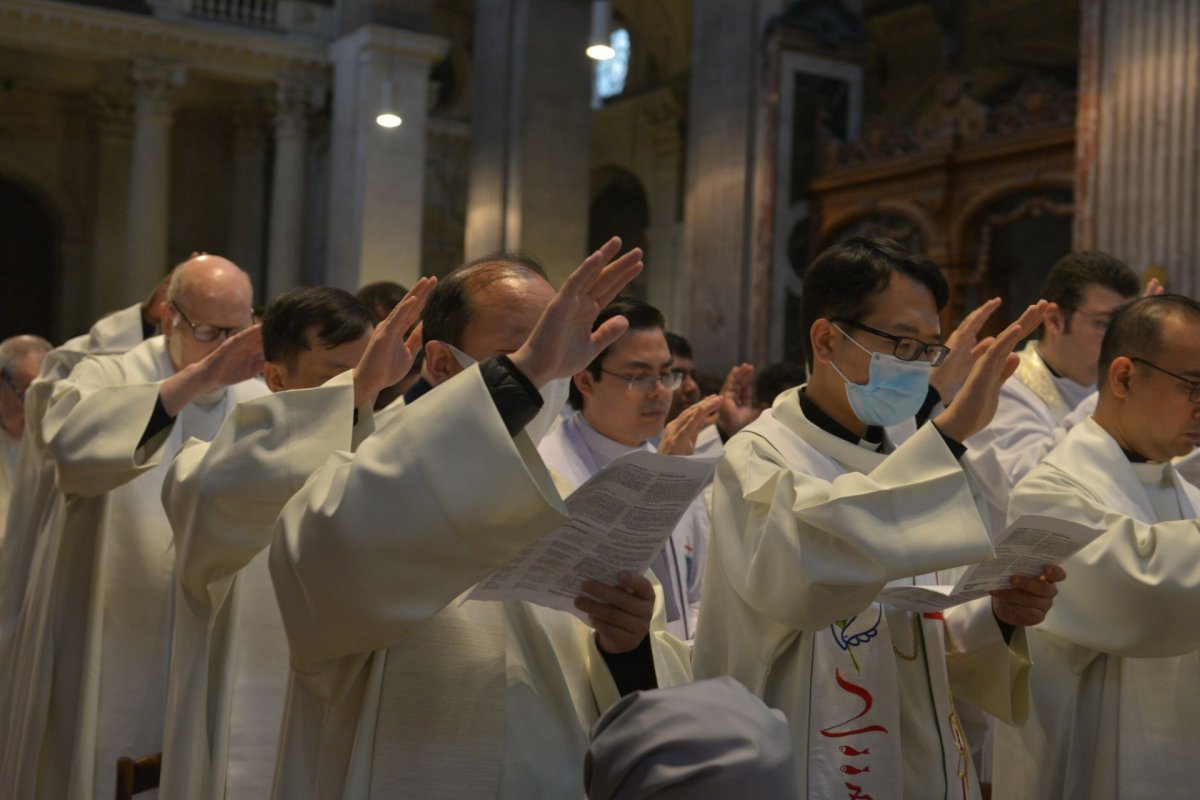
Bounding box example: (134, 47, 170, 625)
(325, 25, 447, 291)
(266, 79, 313, 298)
(464, 0, 592, 285)
(91, 87, 134, 320)
(1076, 0, 1200, 297)
(228, 99, 268, 294)
(642, 94, 685, 326)
(124, 57, 185, 297)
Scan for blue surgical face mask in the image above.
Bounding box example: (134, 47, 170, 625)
(829, 326, 931, 428)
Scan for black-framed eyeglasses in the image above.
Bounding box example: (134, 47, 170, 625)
(170, 301, 246, 343)
(1131, 357, 1200, 403)
(833, 318, 950, 366)
(0, 368, 26, 403)
(599, 368, 684, 393)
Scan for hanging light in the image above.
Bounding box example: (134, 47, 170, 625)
(586, 0, 614, 61)
(375, 78, 402, 128)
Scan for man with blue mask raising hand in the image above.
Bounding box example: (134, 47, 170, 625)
(693, 237, 1063, 800)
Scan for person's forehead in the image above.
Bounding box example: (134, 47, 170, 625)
(1155, 314, 1200, 375)
(858, 275, 942, 337)
(604, 328, 671, 367)
(1079, 283, 1134, 312)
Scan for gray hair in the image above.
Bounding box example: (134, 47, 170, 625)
(0, 335, 52, 378)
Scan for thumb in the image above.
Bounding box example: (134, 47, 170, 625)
(588, 315, 630, 353)
(999, 352, 1020, 383)
(403, 322, 424, 359)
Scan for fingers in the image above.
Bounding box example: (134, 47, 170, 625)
(561, 237, 623, 296)
(688, 395, 721, 432)
(591, 250, 644, 307)
(391, 276, 436, 330)
(957, 297, 1002, 339)
(1041, 564, 1067, 583)
(575, 573, 654, 634)
(1007, 571, 1059, 599)
(588, 315, 631, 354)
(981, 301, 1047, 368)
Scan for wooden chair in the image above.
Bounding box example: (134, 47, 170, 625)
(114, 752, 161, 800)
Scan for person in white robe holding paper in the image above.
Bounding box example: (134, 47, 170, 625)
(0, 255, 268, 800)
(540, 297, 721, 641)
(965, 252, 1142, 515)
(159, 282, 432, 800)
(993, 294, 1200, 799)
(269, 239, 692, 800)
(693, 237, 1063, 799)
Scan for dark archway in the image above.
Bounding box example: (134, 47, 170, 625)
(0, 178, 56, 340)
(589, 167, 650, 298)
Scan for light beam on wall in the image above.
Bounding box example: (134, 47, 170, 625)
(586, 0, 615, 60)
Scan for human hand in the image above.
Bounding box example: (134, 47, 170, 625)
(352, 277, 435, 405)
(933, 301, 1047, 442)
(659, 395, 721, 455)
(717, 363, 757, 436)
(508, 237, 643, 388)
(991, 564, 1066, 627)
(929, 297, 1002, 405)
(162, 325, 264, 416)
(1142, 277, 1164, 298)
(576, 572, 655, 654)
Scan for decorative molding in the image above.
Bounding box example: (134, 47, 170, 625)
(131, 56, 186, 119)
(0, 0, 329, 86)
(91, 82, 135, 139)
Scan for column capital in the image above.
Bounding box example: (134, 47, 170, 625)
(272, 77, 324, 140)
(91, 83, 134, 141)
(131, 57, 186, 121)
(333, 24, 449, 68)
(229, 93, 270, 146)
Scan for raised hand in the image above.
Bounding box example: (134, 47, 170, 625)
(352, 277, 436, 405)
(1142, 277, 1165, 298)
(991, 564, 1066, 627)
(930, 297, 1002, 405)
(575, 572, 655, 654)
(717, 363, 758, 437)
(933, 300, 1048, 443)
(508, 237, 643, 388)
(659, 395, 721, 455)
(161, 325, 265, 416)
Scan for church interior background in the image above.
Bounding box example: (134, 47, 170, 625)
(1, 0, 1196, 374)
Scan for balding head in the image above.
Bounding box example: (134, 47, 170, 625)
(1093, 294, 1200, 461)
(421, 255, 555, 386)
(0, 334, 52, 439)
(160, 254, 255, 372)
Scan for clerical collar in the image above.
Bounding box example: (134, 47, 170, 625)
(798, 389, 884, 449)
(1131, 459, 1170, 485)
(1120, 445, 1150, 464)
(574, 411, 650, 470)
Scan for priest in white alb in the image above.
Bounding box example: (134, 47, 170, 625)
(0, 335, 51, 545)
(159, 282, 432, 800)
(0, 256, 267, 800)
(693, 237, 1063, 799)
(992, 294, 1200, 799)
(269, 239, 692, 799)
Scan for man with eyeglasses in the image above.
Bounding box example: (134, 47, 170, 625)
(0, 335, 51, 543)
(539, 296, 720, 642)
(0, 254, 268, 800)
(966, 252, 1142, 517)
(693, 237, 1063, 799)
(992, 294, 1200, 799)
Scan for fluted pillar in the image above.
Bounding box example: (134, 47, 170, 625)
(266, 79, 313, 298)
(91, 87, 134, 319)
(124, 57, 185, 297)
(1076, 0, 1200, 296)
(228, 100, 269, 293)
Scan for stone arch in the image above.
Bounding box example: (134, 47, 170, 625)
(589, 165, 650, 297)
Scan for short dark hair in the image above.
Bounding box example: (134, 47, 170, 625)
(421, 254, 548, 349)
(568, 296, 667, 410)
(664, 332, 693, 360)
(357, 281, 409, 322)
(799, 237, 949, 370)
(1038, 251, 1139, 338)
(1098, 293, 1200, 383)
(756, 361, 806, 407)
(262, 287, 375, 369)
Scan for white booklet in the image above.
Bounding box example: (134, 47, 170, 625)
(877, 514, 1104, 613)
(467, 450, 719, 616)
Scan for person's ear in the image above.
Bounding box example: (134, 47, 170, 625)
(1043, 302, 1065, 337)
(1108, 356, 1134, 399)
(159, 301, 174, 343)
(810, 319, 839, 366)
(262, 361, 287, 393)
(424, 341, 464, 386)
(574, 370, 595, 405)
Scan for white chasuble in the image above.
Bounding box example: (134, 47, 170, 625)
(0, 336, 266, 800)
(160, 371, 372, 800)
(269, 366, 692, 800)
(0, 303, 145, 749)
(993, 418, 1200, 800)
(692, 386, 1030, 799)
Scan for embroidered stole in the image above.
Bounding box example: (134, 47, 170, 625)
(1013, 344, 1069, 422)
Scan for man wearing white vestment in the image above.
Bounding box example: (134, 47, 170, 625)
(0, 256, 267, 800)
(993, 294, 1200, 799)
(541, 297, 721, 641)
(0, 303, 150, 764)
(159, 283, 432, 800)
(693, 237, 1064, 799)
(269, 240, 692, 800)
(0, 335, 51, 545)
(965, 252, 1141, 514)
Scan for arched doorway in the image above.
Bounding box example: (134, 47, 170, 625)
(589, 167, 650, 298)
(0, 178, 56, 340)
